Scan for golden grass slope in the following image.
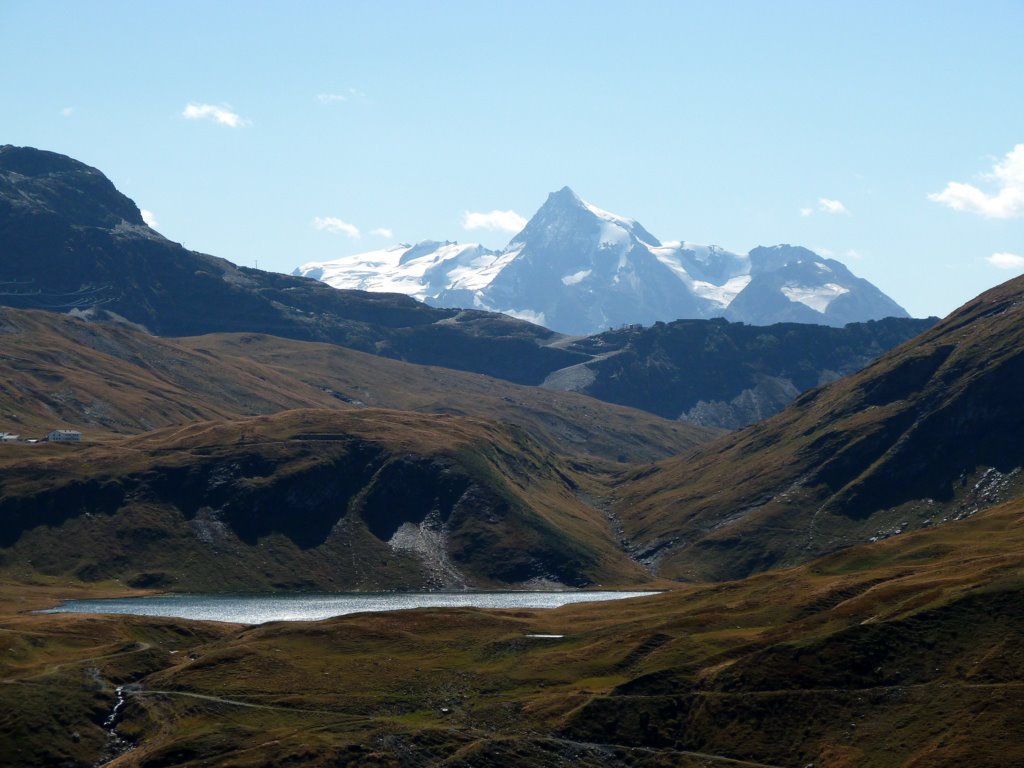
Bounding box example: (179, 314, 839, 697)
(612, 274, 1024, 581)
(0, 409, 649, 591)
(0, 307, 717, 463)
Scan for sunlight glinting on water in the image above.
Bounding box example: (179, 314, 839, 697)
(43, 591, 658, 625)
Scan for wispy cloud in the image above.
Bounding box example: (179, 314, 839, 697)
(986, 252, 1024, 270)
(929, 144, 1024, 219)
(818, 198, 848, 215)
(141, 209, 159, 228)
(800, 198, 849, 216)
(370, 227, 394, 238)
(316, 88, 367, 105)
(313, 216, 361, 238)
(462, 209, 527, 233)
(182, 103, 249, 128)
(61, 106, 74, 117)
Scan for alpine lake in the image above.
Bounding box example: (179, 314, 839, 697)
(40, 590, 659, 625)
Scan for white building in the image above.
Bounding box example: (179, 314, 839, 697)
(47, 429, 82, 442)
(0, 432, 19, 442)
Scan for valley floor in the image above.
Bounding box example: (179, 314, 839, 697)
(2, 498, 1023, 768)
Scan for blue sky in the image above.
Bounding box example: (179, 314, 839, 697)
(3, 0, 1023, 318)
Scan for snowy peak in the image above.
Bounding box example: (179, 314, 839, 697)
(294, 241, 513, 304)
(541, 185, 584, 211)
(749, 244, 834, 275)
(511, 186, 661, 252)
(295, 189, 909, 334)
(478, 188, 686, 331)
(725, 244, 907, 326)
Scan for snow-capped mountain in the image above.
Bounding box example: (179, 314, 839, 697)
(294, 187, 908, 334)
(294, 240, 511, 304)
(725, 245, 907, 326)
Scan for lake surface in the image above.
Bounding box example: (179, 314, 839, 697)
(41, 591, 658, 625)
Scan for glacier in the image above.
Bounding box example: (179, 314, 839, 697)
(294, 187, 909, 334)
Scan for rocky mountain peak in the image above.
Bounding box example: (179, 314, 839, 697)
(547, 185, 584, 206)
(510, 186, 662, 253)
(749, 244, 821, 273)
(0, 145, 144, 229)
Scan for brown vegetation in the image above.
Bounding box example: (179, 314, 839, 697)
(612, 275, 1024, 580)
(0, 307, 715, 463)
(2, 497, 1021, 767)
(0, 409, 650, 592)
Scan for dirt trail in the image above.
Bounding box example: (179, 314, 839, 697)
(127, 688, 369, 719)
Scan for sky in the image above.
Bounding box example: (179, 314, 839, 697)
(2, 0, 1023, 319)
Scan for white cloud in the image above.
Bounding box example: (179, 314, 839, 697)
(141, 209, 159, 228)
(818, 198, 848, 215)
(370, 227, 394, 238)
(182, 103, 249, 128)
(61, 106, 74, 117)
(462, 209, 527, 233)
(929, 145, 1024, 219)
(313, 216, 361, 238)
(800, 198, 849, 216)
(316, 88, 366, 105)
(986, 252, 1024, 270)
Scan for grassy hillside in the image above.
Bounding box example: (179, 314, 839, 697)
(0, 307, 717, 463)
(2, 496, 1020, 767)
(0, 409, 648, 592)
(611, 274, 1024, 580)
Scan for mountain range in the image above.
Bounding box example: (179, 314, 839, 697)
(0, 144, 578, 386)
(1, 276, 1019, 593)
(0, 145, 931, 429)
(1, 144, 1023, 767)
(296, 186, 910, 335)
(543, 315, 934, 428)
